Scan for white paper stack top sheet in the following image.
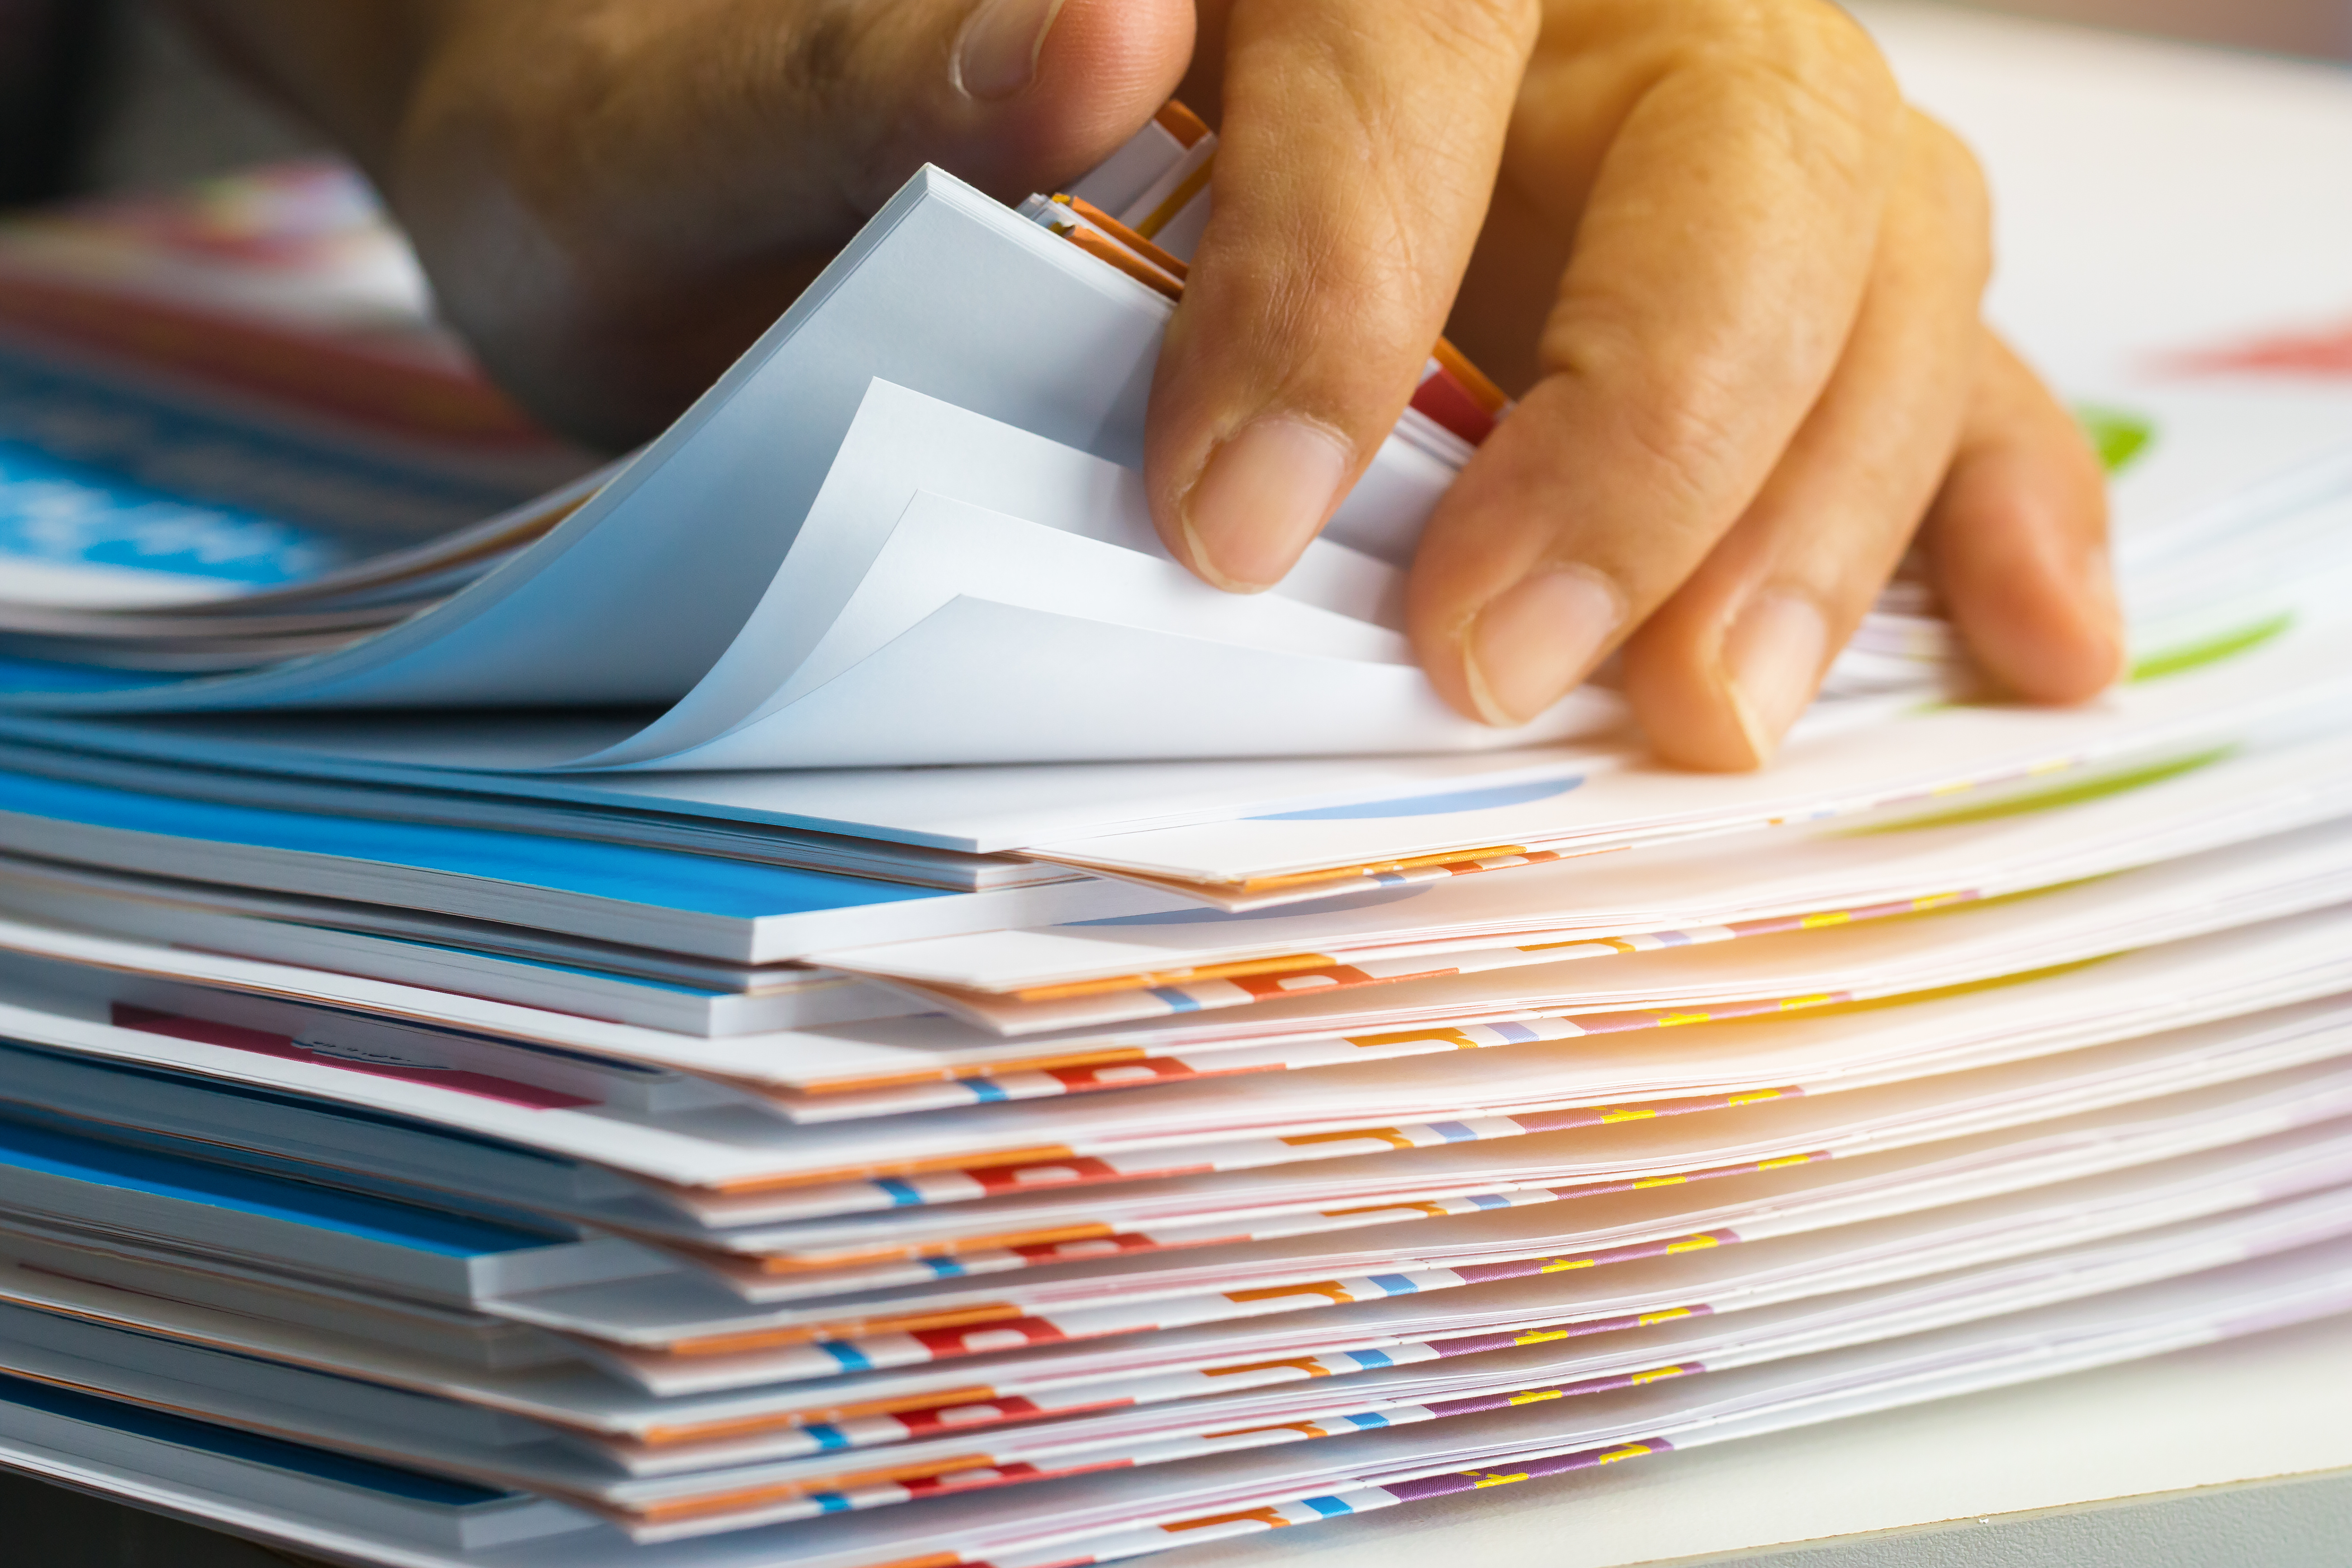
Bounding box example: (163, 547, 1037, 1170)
(1, 6, 2351, 1566)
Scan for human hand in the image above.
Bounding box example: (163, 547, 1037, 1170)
(170, 0, 1201, 445)
(175, 0, 2123, 768)
(1149, 0, 2124, 767)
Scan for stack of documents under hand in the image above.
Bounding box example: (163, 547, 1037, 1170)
(4, 66, 2352, 1568)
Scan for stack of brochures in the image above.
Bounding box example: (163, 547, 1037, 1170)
(2, 98, 2351, 1568)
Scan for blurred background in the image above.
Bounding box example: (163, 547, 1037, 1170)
(1, 0, 2349, 211)
(1963, 0, 2352, 57)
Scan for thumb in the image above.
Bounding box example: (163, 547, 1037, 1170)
(389, 0, 1195, 445)
(944, 0, 1203, 203)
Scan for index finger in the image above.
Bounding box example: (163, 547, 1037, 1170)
(1145, 0, 1537, 592)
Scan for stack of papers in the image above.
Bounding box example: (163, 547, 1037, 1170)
(4, 54, 2352, 1568)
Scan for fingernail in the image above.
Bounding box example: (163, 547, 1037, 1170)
(955, 0, 1067, 101)
(1723, 589, 1829, 764)
(1181, 415, 1352, 592)
(1462, 567, 1624, 727)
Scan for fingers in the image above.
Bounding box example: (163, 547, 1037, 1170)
(389, 0, 1195, 444)
(1407, 1, 1907, 722)
(1921, 333, 2125, 704)
(1145, 0, 1540, 591)
(1618, 110, 1994, 769)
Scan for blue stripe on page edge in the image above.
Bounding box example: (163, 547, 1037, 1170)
(0, 1116, 565, 1257)
(0, 1097, 575, 1238)
(0, 1371, 516, 1506)
(0, 768, 948, 919)
(1248, 777, 1582, 821)
(0, 654, 197, 696)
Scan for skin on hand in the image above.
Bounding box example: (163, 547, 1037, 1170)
(172, 0, 1198, 445)
(171, 0, 2124, 768)
(1156, 0, 2124, 768)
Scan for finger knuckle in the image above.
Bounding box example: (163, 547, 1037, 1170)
(1897, 109, 1993, 279)
(1793, 1, 1906, 125)
(1731, 0, 1905, 121)
(1907, 109, 1991, 223)
(1544, 317, 1752, 507)
(775, 5, 860, 108)
(1376, 0, 1539, 101)
(1669, 0, 1906, 192)
(1618, 380, 1752, 503)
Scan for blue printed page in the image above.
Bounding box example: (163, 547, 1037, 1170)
(0, 767, 948, 921)
(0, 348, 537, 609)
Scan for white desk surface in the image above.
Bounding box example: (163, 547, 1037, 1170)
(1182, 1313, 2352, 1567)
(1189, 5, 2352, 1562)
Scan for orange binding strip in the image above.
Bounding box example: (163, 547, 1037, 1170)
(1432, 335, 1509, 414)
(747, 1220, 1119, 1274)
(1052, 216, 1182, 300)
(1234, 845, 1535, 894)
(1011, 948, 1338, 1002)
(646, 1383, 1007, 1435)
(1066, 195, 1190, 281)
(663, 1301, 1029, 1356)
(1155, 99, 1212, 147)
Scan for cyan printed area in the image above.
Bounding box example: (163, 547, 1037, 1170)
(0, 653, 190, 692)
(0, 347, 531, 581)
(0, 436, 339, 587)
